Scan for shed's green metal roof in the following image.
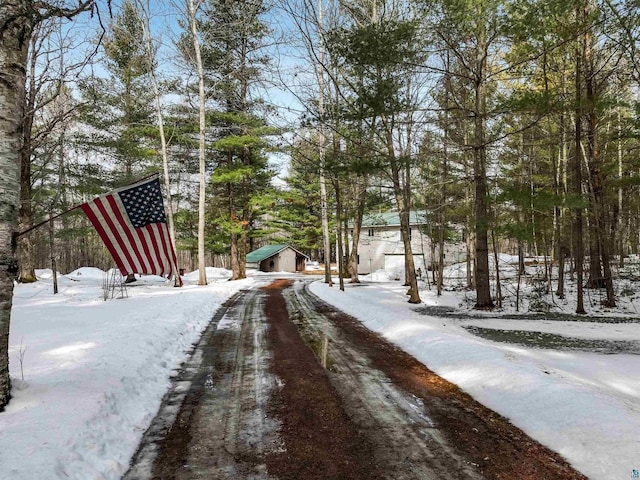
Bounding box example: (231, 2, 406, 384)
(246, 244, 290, 263)
(361, 211, 428, 227)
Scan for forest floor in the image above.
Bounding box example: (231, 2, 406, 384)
(124, 278, 585, 480)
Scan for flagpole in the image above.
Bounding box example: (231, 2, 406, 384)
(14, 204, 82, 239)
(13, 172, 162, 239)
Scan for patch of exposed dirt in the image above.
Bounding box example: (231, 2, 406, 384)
(262, 279, 381, 479)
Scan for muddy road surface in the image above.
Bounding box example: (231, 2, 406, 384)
(124, 279, 585, 480)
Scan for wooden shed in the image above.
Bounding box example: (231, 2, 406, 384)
(246, 244, 308, 273)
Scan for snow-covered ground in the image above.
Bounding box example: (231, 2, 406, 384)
(311, 262, 640, 480)
(0, 267, 260, 480)
(1, 260, 639, 479)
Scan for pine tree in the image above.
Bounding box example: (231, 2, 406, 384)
(325, 10, 425, 302)
(198, 0, 275, 280)
(279, 141, 326, 257)
(78, 0, 156, 186)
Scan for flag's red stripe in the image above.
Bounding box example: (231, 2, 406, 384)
(142, 224, 163, 276)
(136, 227, 161, 275)
(145, 223, 167, 275)
(81, 201, 130, 275)
(106, 195, 156, 274)
(155, 223, 172, 274)
(94, 197, 141, 274)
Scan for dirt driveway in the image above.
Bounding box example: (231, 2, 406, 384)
(123, 278, 585, 480)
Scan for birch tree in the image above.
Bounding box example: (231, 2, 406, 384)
(136, 0, 181, 285)
(185, 0, 208, 285)
(0, 0, 98, 411)
(316, 0, 333, 285)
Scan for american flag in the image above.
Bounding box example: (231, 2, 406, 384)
(81, 177, 179, 281)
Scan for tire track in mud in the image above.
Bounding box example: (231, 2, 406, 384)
(261, 279, 382, 480)
(124, 287, 280, 480)
(283, 280, 484, 480)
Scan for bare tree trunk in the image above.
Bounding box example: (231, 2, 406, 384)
(583, 1, 615, 306)
(438, 61, 450, 296)
(317, 0, 332, 286)
(555, 109, 567, 298)
(461, 128, 474, 289)
(59, 131, 71, 273)
(348, 175, 367, 283)
(586, 223, 602, 287)
(472, 23, 493, 309)
(237, 29, 251, 282)
(342, 214, 350, 276)
(349, 133, 371, 283)
(139, 0, 180, 285)
(17, 27, 40, 283)
(430, 241, 437, 287)
(574, 38, 586, 314)
(0, 0, 34, 410)
(227, 164, 242, 280)
(492, 228, 502, 308)
(617, 108, 624, 268)
(187, 0, 207, 285)
(385, 127, 420, 303)
(335, 181, 345, 292)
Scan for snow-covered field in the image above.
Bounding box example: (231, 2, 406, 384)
(1, 260, 639, 479)
(0, 267, 259, 480)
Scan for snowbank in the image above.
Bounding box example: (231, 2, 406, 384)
(1, 268, 255, 480)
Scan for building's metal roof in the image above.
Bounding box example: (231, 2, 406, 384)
(246, 244, 308, 263)
(361, 211, 428, 227)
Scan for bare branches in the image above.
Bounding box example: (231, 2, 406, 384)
(31, 0, 95, 22)
(0, 0, 102, 36)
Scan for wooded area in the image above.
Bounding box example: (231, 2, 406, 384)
(2, 0, 640, 410)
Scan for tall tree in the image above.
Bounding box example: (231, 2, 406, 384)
(137, 0, 181, 285)
(184, 0, 208, 285)
(0, 0, 97, 411)
(199, 0, 274, 281)
(325, 7, 425, 302)
(317, 0, 333, 285)
(581, 0, 616, 306)
(431, 0, 506, 308)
